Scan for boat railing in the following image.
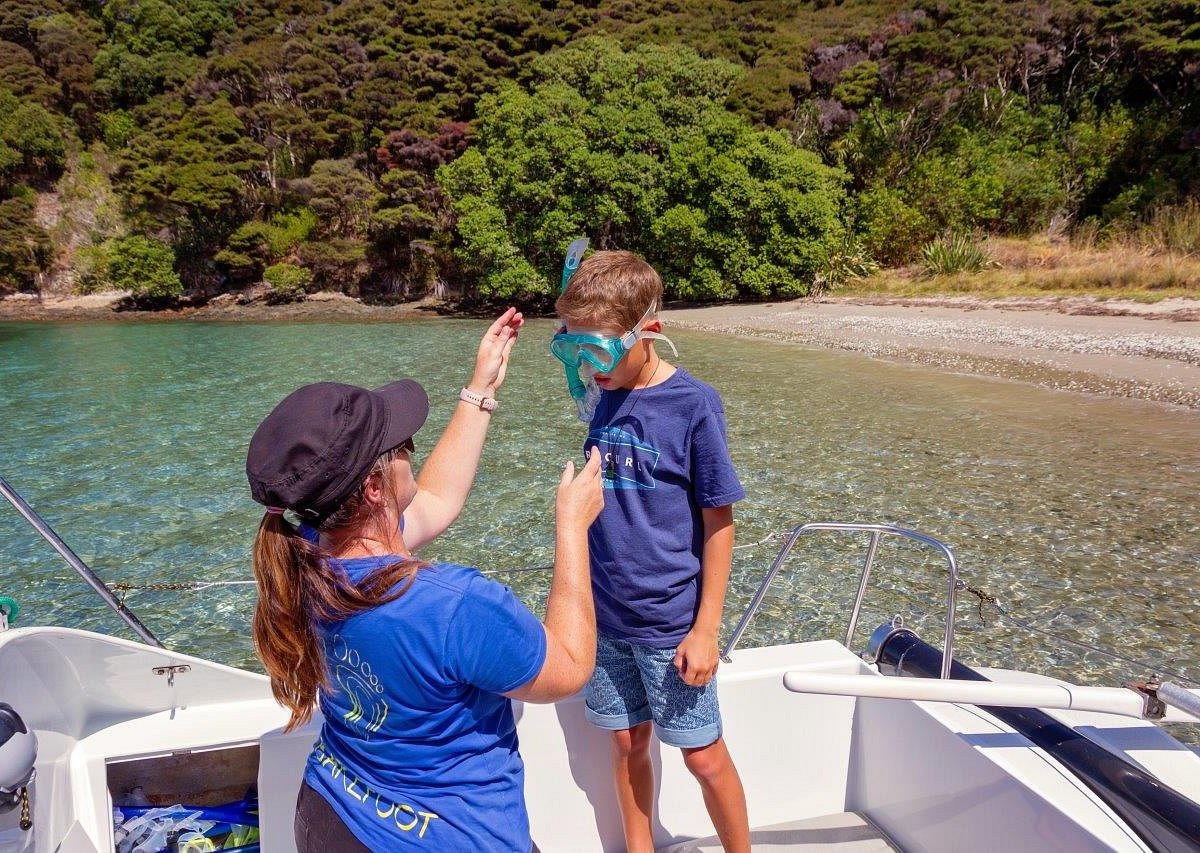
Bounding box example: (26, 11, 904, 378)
(0, 474, 163, 647)
(722, 522, 964, 678)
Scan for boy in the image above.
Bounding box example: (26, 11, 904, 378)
(551, 250, 750, 852)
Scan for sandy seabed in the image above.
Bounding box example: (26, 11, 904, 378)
(4, 290, 1200, 409)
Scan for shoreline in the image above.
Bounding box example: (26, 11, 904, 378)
(665, 296, 1200, 410)
(0, 291, 441, 323)
(5, 291, 1200, 410)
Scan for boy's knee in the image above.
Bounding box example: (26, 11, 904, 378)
(682, 740, 729, 783)
(610, 722, 652, 758)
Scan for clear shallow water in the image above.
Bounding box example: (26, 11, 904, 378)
(1, 319, 1198, 702)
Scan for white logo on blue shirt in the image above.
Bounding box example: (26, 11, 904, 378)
(331, 633, 388, 737)
(588, 426, 660, 490)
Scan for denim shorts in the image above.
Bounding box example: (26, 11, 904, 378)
(584, 633, 722, 748)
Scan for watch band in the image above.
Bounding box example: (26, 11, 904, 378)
(459, 387, 498, 412)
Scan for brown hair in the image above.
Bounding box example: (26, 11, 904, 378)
(555, 250, 663, 330)
(251, 449, 421, 731)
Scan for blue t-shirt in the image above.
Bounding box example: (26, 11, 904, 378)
(302, 559, 547, 851)
(584, 368, 744, 647)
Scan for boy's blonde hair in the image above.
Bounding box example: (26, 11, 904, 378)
(556, 250, 663, 330)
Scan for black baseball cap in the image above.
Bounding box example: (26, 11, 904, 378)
(246, 380, 429, 521)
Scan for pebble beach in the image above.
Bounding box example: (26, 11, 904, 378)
(665, 296, 1200, 410)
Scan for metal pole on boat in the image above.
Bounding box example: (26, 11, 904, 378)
(0, 475, 164, 648)
(1158, 681, 1200, 721)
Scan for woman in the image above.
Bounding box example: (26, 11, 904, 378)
(245, 309, 604, 851)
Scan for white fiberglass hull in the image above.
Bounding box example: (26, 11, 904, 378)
(1, 627, 1198, 852)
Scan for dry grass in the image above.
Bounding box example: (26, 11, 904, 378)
(842, 234, 1200, 301)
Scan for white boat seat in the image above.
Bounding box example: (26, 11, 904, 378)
(658, 812, 899, 852)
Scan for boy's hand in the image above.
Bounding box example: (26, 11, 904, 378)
(469, 307, 524, 396)
(674, 627, 719, 687)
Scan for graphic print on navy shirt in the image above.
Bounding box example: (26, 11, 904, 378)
(582, 369, 745, 647)
(589, 425, 661, 489)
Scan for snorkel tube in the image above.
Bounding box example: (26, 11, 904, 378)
(558, 238, 597, 421)
(561, 238, 589, 292)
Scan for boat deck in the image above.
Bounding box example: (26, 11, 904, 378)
(661, 812, 899, 851)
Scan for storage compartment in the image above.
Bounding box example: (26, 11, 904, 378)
(107, 745, 260, 853)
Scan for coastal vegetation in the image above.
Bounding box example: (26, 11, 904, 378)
(0, 0, 1196, 307)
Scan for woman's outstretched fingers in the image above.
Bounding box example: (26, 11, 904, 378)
(473, 308, 524, 393)
(488, 306, 517, 336)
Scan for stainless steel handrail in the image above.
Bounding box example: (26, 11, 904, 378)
(0, 475, 164, 647)
(721, 522, 964, 678)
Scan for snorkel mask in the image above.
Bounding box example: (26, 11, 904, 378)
(551, 238, 677, 421)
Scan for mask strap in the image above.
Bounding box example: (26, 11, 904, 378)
(620, 299, 676, 357)
(638, 329, 678, 358)
(619, 299, 658, 348)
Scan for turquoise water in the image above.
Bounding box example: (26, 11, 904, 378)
(1, 319, 1198, 698)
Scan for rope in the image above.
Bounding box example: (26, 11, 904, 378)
(110, 580, 257, 593)
(828, 574, 1198, 688)
(960, 584, 1198, 687)
(734, 530, 791, 551)
(103, 531, 791, 588)
(483, 564, 552, 575)
(965, 583, 998, 619)
(409, 530, 786, 575)
(109, 579, 256, 607)
(90, 526, 1196, 687)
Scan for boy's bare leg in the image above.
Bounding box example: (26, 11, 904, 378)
(682, 737, 750, 853)
(610, 722, 656, 852)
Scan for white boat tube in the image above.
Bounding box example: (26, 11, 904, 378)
(782, 671, 1200, 723)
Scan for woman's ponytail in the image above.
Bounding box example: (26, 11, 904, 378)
(251, 512, 325, 731)
(250, 496, 421, 731)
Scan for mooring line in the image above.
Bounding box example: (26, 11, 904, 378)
(91, 529, 1197, 687)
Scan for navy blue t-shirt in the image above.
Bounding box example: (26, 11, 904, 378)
(302, 559, 547, 851)
(584, 368, 744, 647)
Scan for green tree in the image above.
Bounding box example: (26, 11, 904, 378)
(95, 0, 236, 106)
(0, 88, 66, 182)
(105, 234, 182, 300)
(117, 95, 264, 290)
(439, 37, 845, 301)
(303, 159, 382, 239)
(0, 194, 50, 291)
(263, 261, 312, 302)
(31, 12, 102, 132)
(215, 207, 317, 283)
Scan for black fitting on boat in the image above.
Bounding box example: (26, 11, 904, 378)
(0, 703, 34, 812)
(864, 621, 916, 670)
(873, 629, 1200, 853)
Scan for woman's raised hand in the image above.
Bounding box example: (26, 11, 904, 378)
(469, 307, 524, 396)
(556, 446, 604, 533)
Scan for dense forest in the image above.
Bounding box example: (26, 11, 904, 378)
(1, 0, 1196, 305)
